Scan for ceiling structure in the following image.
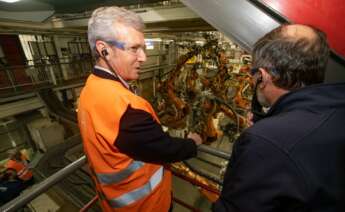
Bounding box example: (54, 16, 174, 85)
(0, 0, 213, 33)
(0, 0, 163, 13)
(0, 0, 166, 22)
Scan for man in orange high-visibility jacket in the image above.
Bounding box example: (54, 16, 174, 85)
(78, 6, 203, 212)
(5, 149, 33, 187)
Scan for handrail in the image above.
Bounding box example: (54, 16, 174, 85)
(198, 144, 231, 160)
(0, 57, 93, 71)
(0, 62, 173, 94)
(0, 156, 87, 212)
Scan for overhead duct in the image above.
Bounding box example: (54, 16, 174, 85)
(181, 0, 279, 52)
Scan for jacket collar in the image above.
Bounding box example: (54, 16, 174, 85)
(92, 66, 136, 93)
(266, 82, 345, 117)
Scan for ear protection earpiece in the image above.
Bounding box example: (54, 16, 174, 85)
(101, 49, 108, 57)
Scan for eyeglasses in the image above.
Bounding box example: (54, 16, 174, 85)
(105, 40, 146, 55)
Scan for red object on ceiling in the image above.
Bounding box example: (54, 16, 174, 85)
(261, 0, 345, 58)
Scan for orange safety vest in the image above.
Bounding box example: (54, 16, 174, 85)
(78, 74, 172, 212)
(6, 159, 33, 181)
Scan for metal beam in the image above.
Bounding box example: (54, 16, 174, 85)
(181, 0, 279, 52)
(0, 97, 44, 119)
(198, 145, 230, 160)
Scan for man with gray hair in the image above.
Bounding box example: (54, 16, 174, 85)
(213, 24, 345, 211)
(78, 6, 202, 212)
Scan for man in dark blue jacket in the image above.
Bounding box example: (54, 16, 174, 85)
(213, 24, 345, 212)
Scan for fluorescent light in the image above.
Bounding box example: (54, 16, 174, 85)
(145, 38, 162, 42)
(0, 0, 21, 3)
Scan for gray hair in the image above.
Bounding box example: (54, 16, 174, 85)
(88, 6, 145, 56)
(252, 24, 329, 90)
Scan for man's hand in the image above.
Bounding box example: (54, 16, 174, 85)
(187, 132, 203, 145)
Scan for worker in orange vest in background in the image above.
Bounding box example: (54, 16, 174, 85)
(5, 149, 34, 188)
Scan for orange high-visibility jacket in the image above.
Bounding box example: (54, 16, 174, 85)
(6, 159, 33, 181)
(78, 71, 172, 212)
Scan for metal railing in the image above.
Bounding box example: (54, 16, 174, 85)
(0, 58, 175, 96)
(0, 57, 93, 94)
(198, 145, 230, 160)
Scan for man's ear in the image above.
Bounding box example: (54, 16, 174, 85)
(95, 40, 107, 56)
(258, 68, 272, 88)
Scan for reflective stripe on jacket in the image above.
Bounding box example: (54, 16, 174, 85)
(78, 73, 172, 212)
(6, 159, 33, 181)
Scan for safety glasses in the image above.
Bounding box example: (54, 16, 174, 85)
(105, 40, 146, 56)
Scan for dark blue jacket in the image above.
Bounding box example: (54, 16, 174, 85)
(213, 83, 345, 212)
